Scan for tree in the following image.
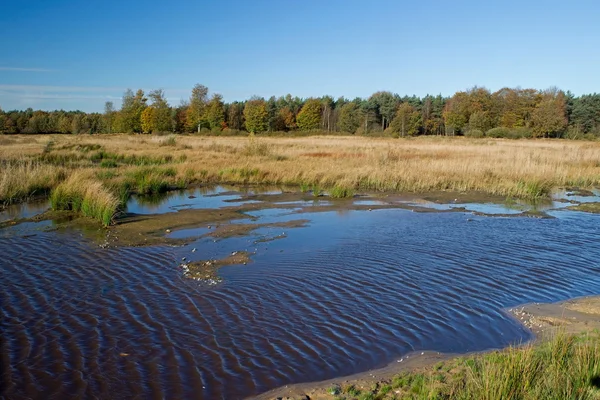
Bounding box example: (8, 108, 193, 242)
(296, 98, 322, 130)
(71, 113, 84, 134)
(443, 92, 469, 135)
(227, 101, 244, 130)
(391, 103, 421, 137)
(104, 101, 115, 133)
(279, 107, 296, 130)
(468, 111, 493, 132)
(320, 96, 335, 131)
(532, 88, 568, 138)
(206, 94, 225, 130)
(243, 98, 268, 133)
(337, 102, 360, 133)
(570, 93, 600, 134)
(140, 107, 155, 133)
(147, 89, 172, 133)
(0, 108, 5, 134)
(186, 84, 208, 132)
(369, 91, 398, 130)
(119, 89, 147, 133)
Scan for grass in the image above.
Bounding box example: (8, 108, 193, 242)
(346, 331, 600, 400)
(50, 173, 120, 226)
(2, 133, 600, 220)
(0, 159, 66, 206)
(330, 185, 355, 198)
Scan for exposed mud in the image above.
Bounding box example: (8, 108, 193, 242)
(568, 202, 600, 214)
(181, 251, 252, 283)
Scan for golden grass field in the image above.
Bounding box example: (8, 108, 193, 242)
(1, 134, 600, 224)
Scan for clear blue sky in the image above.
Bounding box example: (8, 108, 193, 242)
(1, 0, 599, 112)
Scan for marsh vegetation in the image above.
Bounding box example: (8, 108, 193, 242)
(2, 134, 600, 225)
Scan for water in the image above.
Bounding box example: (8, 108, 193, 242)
(2, 192, 600, 399)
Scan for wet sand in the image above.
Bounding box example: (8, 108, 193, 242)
(250, 295, 600, 400)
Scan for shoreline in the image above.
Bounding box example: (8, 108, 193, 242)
(249, 295, 600, 400)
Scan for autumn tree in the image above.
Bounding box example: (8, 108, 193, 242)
(532, 88, 567, 138)
(279, 107, 296, 130)
(186, 84, 209, 132)
(243, 98, 268, 133)
(443, 92, 469, 135)
(296, 98, 322, 130)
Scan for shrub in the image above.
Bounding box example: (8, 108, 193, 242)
(486, 127, 511, 138)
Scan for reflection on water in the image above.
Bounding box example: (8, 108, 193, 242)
(0, 200, 49, 222)
(2, 188, 600, 399)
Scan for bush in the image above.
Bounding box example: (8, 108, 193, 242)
(486, 127, 511, 138)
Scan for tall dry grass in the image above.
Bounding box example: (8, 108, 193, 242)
(0, 159, 66, 206)
(2, 134, 600, 216)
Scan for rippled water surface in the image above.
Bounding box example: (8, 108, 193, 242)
(2, 193, 600, 399)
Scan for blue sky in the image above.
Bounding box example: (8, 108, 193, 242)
(1, 0, 599, 112)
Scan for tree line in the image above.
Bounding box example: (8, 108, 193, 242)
(1, 85, 599, 139)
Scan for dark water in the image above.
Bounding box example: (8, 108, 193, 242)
(2, 195, 600, 399)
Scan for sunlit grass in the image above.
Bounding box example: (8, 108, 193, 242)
(0, 159, 66, 206)
(50, 173, 120, 226)
(2, 134, 600, 218)
(360, 331, 600, 399)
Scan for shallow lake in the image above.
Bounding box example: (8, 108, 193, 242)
(2, 188, 600, 399)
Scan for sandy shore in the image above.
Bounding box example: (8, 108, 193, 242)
(250, 295, 600, 400)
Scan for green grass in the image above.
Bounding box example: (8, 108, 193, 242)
(127, 167, 175, 195)
(312, 184, 322, 197)
(355, 331, 600, 399)
(329, 185, 355, 198)
(517, 179, 552, 199)
(100, 159, 118, 168)
(50, 174, 120, 226)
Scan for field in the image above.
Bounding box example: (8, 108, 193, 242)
(1, 134, 600, 224)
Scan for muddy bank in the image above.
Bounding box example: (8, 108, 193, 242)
(250, 295, 600, 400)
(181, 251, 252, 283)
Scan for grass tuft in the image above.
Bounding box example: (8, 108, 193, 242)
(329, 185, 355, 198)
(50, 173, 120, 226)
